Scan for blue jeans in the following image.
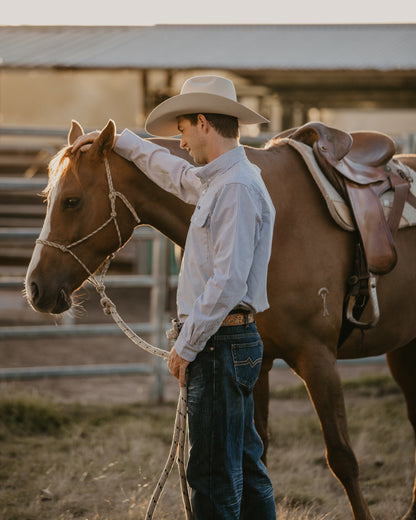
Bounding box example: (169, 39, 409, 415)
(186, 322, 276, 520)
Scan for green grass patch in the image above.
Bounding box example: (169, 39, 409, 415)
(0, 393, 69, 436)
(342, 375, 401, 397)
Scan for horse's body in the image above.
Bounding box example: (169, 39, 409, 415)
(26, 121, 416, 520)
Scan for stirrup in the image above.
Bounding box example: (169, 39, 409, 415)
(346, 275, 380, 329)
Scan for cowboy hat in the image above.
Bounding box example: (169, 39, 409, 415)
(145, 75, 269, 137)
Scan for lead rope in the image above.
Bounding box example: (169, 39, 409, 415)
(38, 154, 193, 519)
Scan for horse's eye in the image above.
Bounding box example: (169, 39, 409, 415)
(64, 197, 80, 209)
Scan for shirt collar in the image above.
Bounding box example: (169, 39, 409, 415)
(195, 146, 246, 183)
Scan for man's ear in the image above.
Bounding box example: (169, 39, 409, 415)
(90, 120, 116, 156)
(197, 114, 209, 132)
(68, 120, 84, 145)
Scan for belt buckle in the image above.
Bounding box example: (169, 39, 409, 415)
(222, 311, 253, 327)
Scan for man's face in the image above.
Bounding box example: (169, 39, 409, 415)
(177, 116, 209, 165)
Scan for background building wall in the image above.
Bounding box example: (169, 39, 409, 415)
(0, 69, 144, 130)
(0, 67, 415, 151)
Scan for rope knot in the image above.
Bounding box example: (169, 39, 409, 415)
(166, 319, 181, 341)
(100, 296, 115, 315)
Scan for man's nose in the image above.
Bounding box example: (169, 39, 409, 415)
(180, 136, 186, 149)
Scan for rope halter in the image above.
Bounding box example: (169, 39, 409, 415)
(36, 153, 141, 291)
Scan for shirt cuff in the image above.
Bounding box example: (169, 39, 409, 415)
(174, 334, 202, 362)
(114, 128, 142, 159)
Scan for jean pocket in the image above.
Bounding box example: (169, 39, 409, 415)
(231, 340, 263, 390)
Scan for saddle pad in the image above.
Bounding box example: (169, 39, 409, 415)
(282, 138, 416, 232)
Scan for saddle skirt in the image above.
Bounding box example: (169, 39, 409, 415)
(283, 138, 416, 233)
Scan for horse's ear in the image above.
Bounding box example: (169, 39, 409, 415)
(90, 120, 116, 156)
(68, 120, 84, 145)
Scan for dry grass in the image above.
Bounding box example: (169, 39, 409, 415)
(0, 373, 414, 520)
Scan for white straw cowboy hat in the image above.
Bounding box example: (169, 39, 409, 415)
(145, 75, 269, 137)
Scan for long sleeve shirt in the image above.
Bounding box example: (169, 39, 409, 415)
(115, 129, 275, 362)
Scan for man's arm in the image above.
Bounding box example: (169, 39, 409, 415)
(72, 129, 202, 205)
(114, 130, 202, 205)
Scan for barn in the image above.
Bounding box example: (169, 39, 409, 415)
(0, 24, 415, 149)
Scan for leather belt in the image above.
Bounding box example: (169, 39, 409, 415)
(221, 312, 255, 327)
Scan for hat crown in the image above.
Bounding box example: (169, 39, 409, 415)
(145, 75, 268, 137)
(180, 76, 237, 102)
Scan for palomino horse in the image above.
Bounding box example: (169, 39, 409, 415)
(25, 121, 416, 520)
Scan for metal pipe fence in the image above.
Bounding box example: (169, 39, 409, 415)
(0, 222, 176, 400)
(0, 150, 179, 399)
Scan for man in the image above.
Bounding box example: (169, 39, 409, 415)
(73, 75, 276, 519)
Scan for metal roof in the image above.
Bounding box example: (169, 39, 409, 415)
(0, 24, 415, 71)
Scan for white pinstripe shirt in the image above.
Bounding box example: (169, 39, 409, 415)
(115, 130, 275, 362)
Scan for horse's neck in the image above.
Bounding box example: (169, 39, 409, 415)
(114, 153, 192, 248)
(144, 196, 191, 248)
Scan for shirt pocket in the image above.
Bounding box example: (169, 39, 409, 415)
(190, 203, 211, 228)
(188, 203, 211, 268)
(231, 340, 263, 391)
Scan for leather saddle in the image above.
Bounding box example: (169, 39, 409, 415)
(285, 122, 415, 332)
(289, 122, 413, 274)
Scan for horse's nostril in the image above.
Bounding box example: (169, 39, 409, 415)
(30, 281, 39, 303)
(59, 289, 70, 308)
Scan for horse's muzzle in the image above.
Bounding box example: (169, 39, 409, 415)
(27, 280, 72, 314)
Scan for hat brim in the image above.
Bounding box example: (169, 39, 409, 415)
(145, 92, 269, 137)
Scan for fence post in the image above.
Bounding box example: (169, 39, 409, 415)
(149, 232, 170, 402)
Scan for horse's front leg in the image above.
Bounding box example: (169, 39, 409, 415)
(293, 345, 374, 520)
(386, 339, 416, 520)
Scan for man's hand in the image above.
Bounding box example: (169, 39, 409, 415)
(71, 131, 120, 153)
(168, 347, 190, 387)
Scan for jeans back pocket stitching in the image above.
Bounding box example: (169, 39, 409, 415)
(232, 342, 262, 389)
(233, 357, 262, 368)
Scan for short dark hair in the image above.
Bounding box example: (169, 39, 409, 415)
(181, 113, 239, 139)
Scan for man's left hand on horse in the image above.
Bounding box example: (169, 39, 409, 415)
(71, 131, 120, 153)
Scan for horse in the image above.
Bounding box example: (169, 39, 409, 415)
(25, 120, 416, 520)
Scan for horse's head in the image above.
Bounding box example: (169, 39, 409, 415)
(25, 120, 138, 314)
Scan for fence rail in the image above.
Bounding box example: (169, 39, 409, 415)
(0, 363, 155, 380)
(1, 125, 415, 151)
(0, 176, 47, 190)
(0, 355, 387, 383)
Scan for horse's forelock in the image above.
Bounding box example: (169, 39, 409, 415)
(44, 147, 80, 199)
